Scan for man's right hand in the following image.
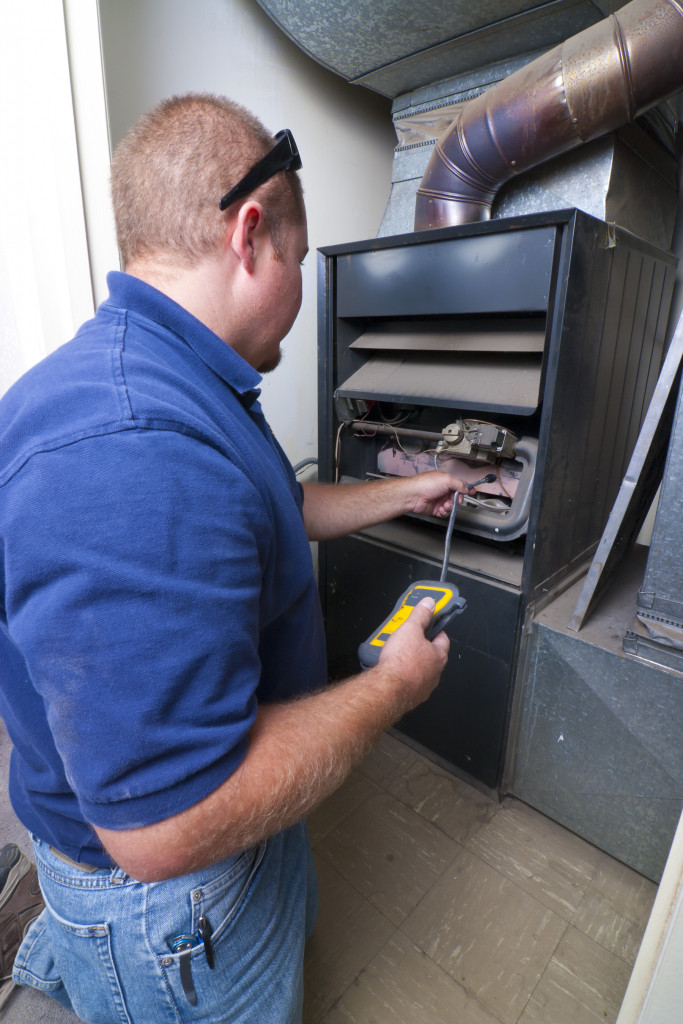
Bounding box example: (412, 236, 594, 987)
(373, 597, 450, 714)
(94, 598, 450, 882)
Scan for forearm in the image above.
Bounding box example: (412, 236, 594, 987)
(94, 664, 413, 882)
(302, 476, 456, 541)
(301, 479, 407, 540)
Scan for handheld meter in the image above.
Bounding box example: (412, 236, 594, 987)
(358, 580, 466, 670)
(355, 473, 496, 671)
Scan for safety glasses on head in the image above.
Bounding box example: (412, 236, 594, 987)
(219, 129, 302, 211)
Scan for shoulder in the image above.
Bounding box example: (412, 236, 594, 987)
(0, 307, 133, 486)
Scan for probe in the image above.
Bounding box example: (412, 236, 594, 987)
(358, 474, 496, 669)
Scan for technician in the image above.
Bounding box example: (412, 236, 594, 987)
(0, 93, 465, 1024)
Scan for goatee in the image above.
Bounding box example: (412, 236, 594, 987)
(258, 347, 283, 374)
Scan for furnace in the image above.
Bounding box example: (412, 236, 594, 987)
(317, 208, 676, 789)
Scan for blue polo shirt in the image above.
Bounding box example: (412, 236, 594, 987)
(0, 271, 327, 866)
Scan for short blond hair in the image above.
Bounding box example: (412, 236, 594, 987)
(111, 93, 304, 267)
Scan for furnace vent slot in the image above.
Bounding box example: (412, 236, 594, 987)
(349, 319, 545, 355)
(336, 353, 542, 415)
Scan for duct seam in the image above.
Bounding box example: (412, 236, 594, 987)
(611, 15, 637, 121)
(428, 141, 497, 200)
(453, 124, 502, 186)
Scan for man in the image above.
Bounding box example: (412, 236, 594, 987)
(0, 94, 464, 1023)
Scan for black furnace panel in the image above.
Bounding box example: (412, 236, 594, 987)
(317, 210, 676, 789)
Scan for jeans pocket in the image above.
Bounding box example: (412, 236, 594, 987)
(151, 843, 266, 1021)
(155, 828, 311, 1024)
(190, 840, 266, 947)
(12, 910, 71, 1003)
(17, 893, 132, 1024)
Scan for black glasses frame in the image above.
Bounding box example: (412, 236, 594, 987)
(219, 129, 302, 212)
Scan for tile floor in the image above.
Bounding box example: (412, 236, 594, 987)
(304, 731, 657, 1024)
(1, 720, 656, 1024)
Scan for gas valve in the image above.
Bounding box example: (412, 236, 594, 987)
(436, 418, 518, 462)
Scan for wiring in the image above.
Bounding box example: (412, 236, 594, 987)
(461, 494, 508, 513)
(346, 415, 428, 463)
(385, 427, 423, 457)
(334, 421, 345, 483)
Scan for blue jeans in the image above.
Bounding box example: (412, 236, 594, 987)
(13, 822, 317, 1024)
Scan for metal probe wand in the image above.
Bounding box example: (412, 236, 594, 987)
(440, 473, 497, 583)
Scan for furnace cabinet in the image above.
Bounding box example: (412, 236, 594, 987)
(316, 209, 676, 790)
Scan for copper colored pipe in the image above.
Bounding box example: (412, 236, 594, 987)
(350, 420, 443, 442)
(415, 0, 683, 230)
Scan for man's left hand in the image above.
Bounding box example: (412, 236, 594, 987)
(403, 471, 467, 518)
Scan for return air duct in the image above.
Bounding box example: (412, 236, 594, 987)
(415, 0, 683, 230)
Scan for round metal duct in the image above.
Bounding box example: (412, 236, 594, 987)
(415, 0, 683, 228)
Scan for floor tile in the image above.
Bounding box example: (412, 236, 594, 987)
(466, 797, 601, 920)
(356, 732, 420, 791)
(321, 931, 500, 1024)
(304, 856, 395, 1024)
(518, 925, 632, 1024)
(3, 721, 653, 1024)
(382, 753, 499, 845)
(316, 789, 460, 925)
(308, 771, 381, 847)
(572, 851, 657, 965)
(402, 846, 568, 1024)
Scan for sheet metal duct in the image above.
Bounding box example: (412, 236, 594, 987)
(252, 0, 624, 98)
(415, 0, 683, 229)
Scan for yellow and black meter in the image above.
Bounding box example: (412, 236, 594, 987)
(358, 580, 466, 670)
(356, 475, 497, 670)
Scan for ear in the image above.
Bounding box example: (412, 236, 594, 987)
(228, 201, 266, 274)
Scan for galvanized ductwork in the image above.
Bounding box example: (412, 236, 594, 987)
(415, 0, 683, 230)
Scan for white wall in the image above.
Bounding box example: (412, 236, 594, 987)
(617, 806, 683, 1024)
(98, 0, 396, 466)
(0, 2, 102, 394)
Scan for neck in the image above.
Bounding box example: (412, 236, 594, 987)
(125, 255, 232, 342)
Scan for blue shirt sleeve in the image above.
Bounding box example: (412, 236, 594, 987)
(4, 428, 273, 830)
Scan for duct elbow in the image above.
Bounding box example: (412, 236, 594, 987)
(414, 147, 496, 231)
(414, 193, 491, 231)
(415, 0, 683, 232)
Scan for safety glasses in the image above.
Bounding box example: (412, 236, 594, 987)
(219, 129, 302, 211)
